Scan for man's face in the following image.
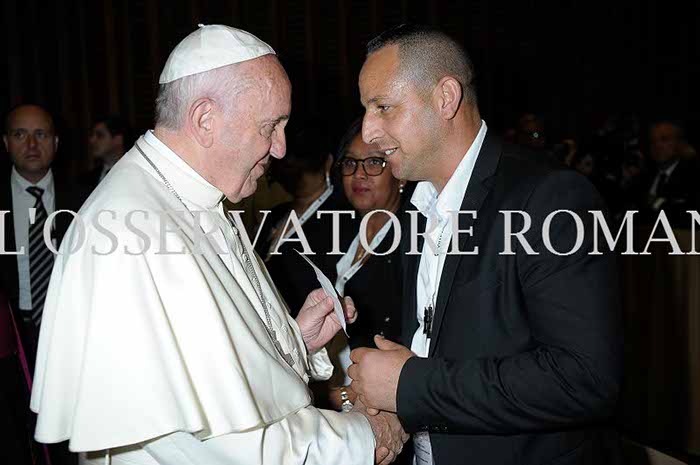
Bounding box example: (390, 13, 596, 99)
(88, 122, 116, 160)
(359, 45, 440, 182)
(3, 105, 57, 180)
(209, 57, 291, 202)
(649, 123, 680, 164)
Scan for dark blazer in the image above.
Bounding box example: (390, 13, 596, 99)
(641, 159, 700, 227)
(396, 134, 623, 465)
(0, 169, 88, 314)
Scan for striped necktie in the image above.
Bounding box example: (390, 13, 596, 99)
(26, 186, 54, 325)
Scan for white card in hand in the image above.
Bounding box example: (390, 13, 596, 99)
(296, 250, 348, 336)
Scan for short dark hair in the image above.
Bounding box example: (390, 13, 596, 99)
(367, 24, 477, 104)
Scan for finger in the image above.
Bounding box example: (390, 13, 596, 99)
(350, 380, 363, 398)
(375, 446, 390, 464)
(350, 347, 370, 363)
(343, 296, 358, 323)
(347, 364, 358, 381)
(374, 334, 403, 351)
(379, 450, 396, 465)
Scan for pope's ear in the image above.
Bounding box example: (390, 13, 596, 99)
(189, 98, 214, 148)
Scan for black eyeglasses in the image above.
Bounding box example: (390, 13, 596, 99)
(338, 156, 387, 176)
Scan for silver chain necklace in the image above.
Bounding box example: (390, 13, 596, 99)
(135, 143, 295, 367)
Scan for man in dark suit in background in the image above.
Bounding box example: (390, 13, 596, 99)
(1, 104, 87, 358)
(348, 25, 622, 465)
(82, 114, 130, 189)
(642, 120, 699, 227)
(1, 104, 85, 465)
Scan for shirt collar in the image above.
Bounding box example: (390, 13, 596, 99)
(411, 120, 488, 223)
(141, 130, 225, 209)
(11, 166, 54, 193)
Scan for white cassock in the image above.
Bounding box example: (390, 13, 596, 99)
(30, 130, 374, 465)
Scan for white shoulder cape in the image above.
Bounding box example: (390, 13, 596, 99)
(31, 138, 314, 452)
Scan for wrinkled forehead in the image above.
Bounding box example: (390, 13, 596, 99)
(241, 56, 292, 120)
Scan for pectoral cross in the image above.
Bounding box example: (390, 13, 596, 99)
(423, 304, 434, 337)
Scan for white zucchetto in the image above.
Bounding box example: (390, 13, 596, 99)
(159, 24, 275, 84)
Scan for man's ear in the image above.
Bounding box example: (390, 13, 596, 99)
(54, 136, 59, 151)
(2, 135, 8, 153)
(435, 76, 463, 120)
(189, 98, 215, 148)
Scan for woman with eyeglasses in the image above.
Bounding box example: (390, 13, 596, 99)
(324, 119, 411, 438)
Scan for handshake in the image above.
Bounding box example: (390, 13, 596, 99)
(350, 392, 409, 465)
(296, 291, 413, 464)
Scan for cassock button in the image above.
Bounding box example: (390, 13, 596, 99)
(384, 316, 391, 322)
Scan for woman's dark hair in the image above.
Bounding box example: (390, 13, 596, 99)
(335, 117, 363, 162)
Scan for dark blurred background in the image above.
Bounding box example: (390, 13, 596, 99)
(1, 0, 698, 177)
(2, 1, 699, 463)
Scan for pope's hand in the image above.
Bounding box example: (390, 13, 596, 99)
(354, 398, 409, 465)
(296, 289, 357, 353)
(348, 335, 415, 413)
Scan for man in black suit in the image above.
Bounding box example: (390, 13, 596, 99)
(1, 104, 87, 359)
(348, 25, 622, 465)
(642, 120, 699, 227)
(81, 114, 130, 190)
(1, 104, 85, 465)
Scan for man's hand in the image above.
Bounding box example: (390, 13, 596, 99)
(348, 335, 415, 412)
(296, 289, 357, 353)
(354, 398, 409, 465)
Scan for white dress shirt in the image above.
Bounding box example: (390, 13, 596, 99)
(409, 120, 487, 465)
(10, 167, 55, 311)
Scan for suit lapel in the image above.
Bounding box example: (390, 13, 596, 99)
(428, 134, 502, 356)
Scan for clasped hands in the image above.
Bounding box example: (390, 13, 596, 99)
(297, 292, 414, 464)
(349, 335, 416, 464)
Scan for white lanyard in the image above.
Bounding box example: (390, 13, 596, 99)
(334, 219, 393, 296)
(266, 182, 333, 259)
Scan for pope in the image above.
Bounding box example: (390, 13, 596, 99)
(30, 24, 407, 465)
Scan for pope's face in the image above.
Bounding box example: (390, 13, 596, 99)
(213, 56, 291, 202)
(3, 105, 58, 182)
(359, 45, 441, 182)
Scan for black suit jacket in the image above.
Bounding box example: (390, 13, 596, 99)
(0, 169, 88, 314)
(641, 159, 700, 227)
(396, 134, 622, 465)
